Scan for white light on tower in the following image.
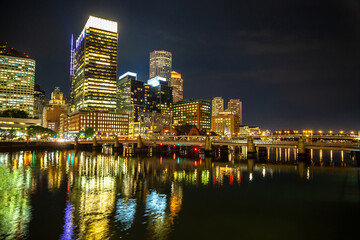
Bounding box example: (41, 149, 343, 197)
(147, 76, 167, 87)
(85, 16, 118, 33)
(119, 72, 137, 80)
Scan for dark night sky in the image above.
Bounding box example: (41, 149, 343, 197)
(1, 0, 359, 131)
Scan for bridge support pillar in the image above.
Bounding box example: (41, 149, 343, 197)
(114, 136, 122, 152)
(92, 136, 97, 149)
(298, 138, 305, 154)
(74, 137, 79, 149)
(205, 136, 214, 156)
(137, 135, 143, 149)
(247, 137, 257, 158)
(205, 136, 212, 151)
(114, 136, 119, 148)
(297, 138, 309, 162)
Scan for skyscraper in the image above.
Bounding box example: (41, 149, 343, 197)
(227, 99, 242, 125)
(211, 97, 224, 116)
(72, 16, 118, 112)
(169, 70, 183, 103)
(117, 72, 147, 122)
(149, 50, 172, 80)
(0, 42, 35, 116)
(147, 76, 173, 116)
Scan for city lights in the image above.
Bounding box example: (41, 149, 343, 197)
(1, 2, 359, 239)
(85, 16, 118, 33)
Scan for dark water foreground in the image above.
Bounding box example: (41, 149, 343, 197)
(0, 149, 359, 240)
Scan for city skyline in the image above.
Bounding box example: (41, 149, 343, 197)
(0, 0, 359, 130)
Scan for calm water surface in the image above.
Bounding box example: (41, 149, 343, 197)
(0, 148, 359, 239)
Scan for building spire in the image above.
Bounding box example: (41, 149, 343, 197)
(70, 34, 74, 78)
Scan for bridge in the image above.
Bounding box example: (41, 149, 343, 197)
(74, 134, 360, 151)
(1, 134, 359, 152)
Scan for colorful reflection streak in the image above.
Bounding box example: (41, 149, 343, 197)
(0, 152, 32, 239)
(0, 149, 358, 239)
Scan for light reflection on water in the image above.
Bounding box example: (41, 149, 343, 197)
(224, 146, 356, 167)
(115, 198, 136, 231)
(0, 148, 359, 239)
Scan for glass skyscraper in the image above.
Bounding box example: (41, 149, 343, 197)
(147, 76, 173, 116)
(72, 16, 118, 112)
(149, 50, 172, 80)
(0, 42, 35, 116)
(117, 72, 148, 123)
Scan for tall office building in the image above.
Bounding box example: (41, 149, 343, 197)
(72, 16, 118, 112)
(227, 99, 242, 125)
(172, 99, 211, 130)
(169, 70, 183, 103)
(211, 97, 224, 116)
(147, 76, 173, 116)
(149, 50, 172, 80)
(117, 72, 148, 123)
(0, 42, 35, 116)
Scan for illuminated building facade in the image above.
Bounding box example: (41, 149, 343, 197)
(50, 87, 67, 106)
(169, 71, 183, 103)
(0, 42, 35, 116)
(239, 125, 262, 136)
(117, 72, 148, 122)
(62, 110, 128, 136)
(149, 50, 172, 80)
(43, 106, 69, 132)
(172, 99, 211, 130)
(211, 97, 224, 116)
(227, 99, 242, 125)
(147, 76, 173, 116)
(212, 111, 240, 136)
(72, 16, 118, 112)
(43, 87, 69, 132)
